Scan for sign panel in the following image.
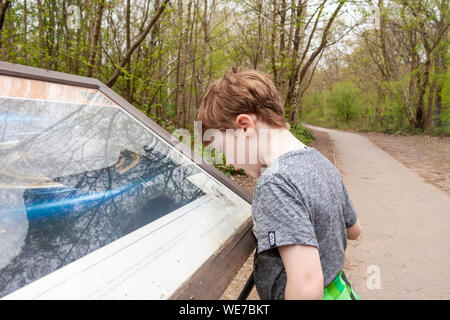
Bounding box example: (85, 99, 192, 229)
(0, 74, 252, 299)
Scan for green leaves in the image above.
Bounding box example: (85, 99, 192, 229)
(327, 81, 362, 124)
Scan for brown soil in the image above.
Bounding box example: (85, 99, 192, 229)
(357, 132, 450, 195)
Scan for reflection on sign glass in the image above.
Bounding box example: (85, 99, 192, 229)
(0, 97, 206, 298)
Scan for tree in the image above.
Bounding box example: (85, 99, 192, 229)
(86, 0, 104, 77)
(106, 0, 170, 88)
(284, 0, 347, 122)
(360, 0, 449, 130)
(0, 1, 10, 48)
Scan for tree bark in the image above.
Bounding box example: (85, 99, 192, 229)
(432, 1, 449, 128)
(0, 0, 10, 48)
(23, 0, 27, 58)
(277, 0, 287, 90)
(270, 0, 278, 85)
(37, 0, 44, 67)
(284, 0, 306, 115)
(125, 0, 131, 101)
(48, 0, 56, 68)
(87, 0, 104, 77)
(254, 0, 263, 69)
(432, 46, 447, 128)
(176, 0, 193, 128)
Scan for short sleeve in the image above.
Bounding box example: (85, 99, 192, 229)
(252, 182, 318, 253)
(341, 181, 358, 228)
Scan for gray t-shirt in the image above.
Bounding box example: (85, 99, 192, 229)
(251, 146, 358, 300)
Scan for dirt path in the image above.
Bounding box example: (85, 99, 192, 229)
(304, 124, 450, 299)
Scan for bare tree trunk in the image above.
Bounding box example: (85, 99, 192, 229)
(285, 0, 305, 114)
(95, 11, 103, 77)
(191, 1, 200, 122)
(405, 46, 418, 126)
(286, 0, 295, 59)
(187, 0, 198, 127)
(62, 0, 73, 73)
(142, 0, 155, 114)
(432, 47, 447, 128)
(414, 33, 432, 130)
(279, 0, 287, 59)
(252, 0, 263, 69)
(48, 0, 56, 69)
(427, 73, 437, 129)
(199, 0, 216, 99)
(199, 0, 209, 101)
(87, 0, 104, 77)
(125, 0, 131, 101)
(176, 0, 193, 128)
(277, 0, 287, 90)
(0, 1, 9, 31)
(74, 0, 83, 74)
(37, 0, 44, 67)
(174, 1, 183, 113)
(432, 1, 449, 128)
(270, 0, 278, 86)
(0, 1, 10, 50)
(260, 1, 266, 65)
(378, 0, 392, 81)
(23, 0, 27, 58)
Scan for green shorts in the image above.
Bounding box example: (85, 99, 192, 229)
(323, 270, 361, 300)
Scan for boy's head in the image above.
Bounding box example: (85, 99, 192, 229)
(196, 67, 290, 177)
(196, 67, 289, 132)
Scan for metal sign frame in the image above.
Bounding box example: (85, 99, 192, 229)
(0, 61, 256, 300)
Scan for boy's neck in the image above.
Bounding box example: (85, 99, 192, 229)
(260, 127, 308, 170)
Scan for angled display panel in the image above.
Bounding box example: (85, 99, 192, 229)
(0, 62, 254, 299)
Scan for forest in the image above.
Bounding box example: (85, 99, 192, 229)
(0, 0, 448, 137)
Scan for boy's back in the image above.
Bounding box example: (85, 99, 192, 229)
(252, 146, 358, 300)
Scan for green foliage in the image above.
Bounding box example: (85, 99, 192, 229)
(327, 81, 362, 124)
(304, 108, 323, 123)
(289, 122, 315, 146)
(428, 110, 450, 136)
(1, 0, 448, 140)
(214, 164, 246, 177)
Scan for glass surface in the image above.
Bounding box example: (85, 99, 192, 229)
(0, 77, 248, 298)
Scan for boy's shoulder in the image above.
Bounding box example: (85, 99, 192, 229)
(253, 146, 341, 201)
(255, 147, 317, 190)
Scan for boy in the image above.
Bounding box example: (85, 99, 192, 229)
(196, 67, 362, 300)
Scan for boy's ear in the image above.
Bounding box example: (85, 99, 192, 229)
(235, 114, 257, 132)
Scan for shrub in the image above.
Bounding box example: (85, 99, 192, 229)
(327, 82, 362, 124)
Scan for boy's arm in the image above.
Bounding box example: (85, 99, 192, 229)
(340, 177, 361, 240)
(278, 244, 324, 300)
(347, 217, 362, 240)
(252, 181, 321, 299)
